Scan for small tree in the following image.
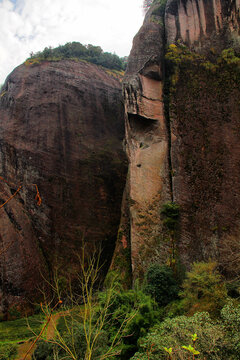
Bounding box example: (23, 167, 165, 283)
(180, 261, 228, 317)
(31, 247, 138, 360)
(161, 202, 180, 268)
(143, 0, 168, 14)
(144, 264, 179, 306)
(130, 312, 225, 360)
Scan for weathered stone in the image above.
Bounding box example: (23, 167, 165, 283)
(0, 60, 127, 313)
(170, 52, 240, 268)
(113, 5, 172, 281)
(165, 0, 240, 51)
(113, 0, 240, 281)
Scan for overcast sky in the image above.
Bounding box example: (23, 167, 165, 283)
(0, 0, 144, 84)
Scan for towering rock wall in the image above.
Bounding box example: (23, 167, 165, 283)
(165, 0, 240, 47)
(113, 0, 240, 281)
(0, 60, 127, 314)
(115, 3, 172, 280)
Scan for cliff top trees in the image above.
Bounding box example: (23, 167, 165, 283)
(28, 42, 126, 71)
(143, 0, 167, 13)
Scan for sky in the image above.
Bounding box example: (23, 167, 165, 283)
(0, 0, 144, 84)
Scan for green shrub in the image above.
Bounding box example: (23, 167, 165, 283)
(33, 323, 109, 360)
(143, 0, 167, 15)
(164, 299, 185, 318)
(220, 48, 240, 65)
(0, 314, 43, 342)
(161, 202, 180, 232)
(27, 42, 126, 71)
(97, 287, 159, 359)
(8, 305, 21, 320)
(0, 344, 17, 360)
(32, 341, 55, 360)
(34, 287, 157, 360)
(221, 301, 240, 357)
(144, 264, 179, 306)
(130, 312, 225, 360)
(180, 261, 228, 317)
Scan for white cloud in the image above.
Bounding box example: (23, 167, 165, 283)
(0, 0, 144, 84)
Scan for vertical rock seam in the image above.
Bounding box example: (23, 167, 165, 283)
(112, 0, 240, 282)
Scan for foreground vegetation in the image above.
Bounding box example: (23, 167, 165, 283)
(1, 255, 239, 360)
(0, 314, 44, 359)
(1, 204, 239, 359)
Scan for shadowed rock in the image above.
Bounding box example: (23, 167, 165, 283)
(0, 60, 127, 314)
(112, 0, 240, 281)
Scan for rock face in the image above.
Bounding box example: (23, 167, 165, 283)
(113, 0, 240, 281)
(165, 0, 240, 48)
(0, 60, 127, 314)
(114, 3, 172, 281)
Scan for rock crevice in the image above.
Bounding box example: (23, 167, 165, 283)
(113, 0, 240, 281)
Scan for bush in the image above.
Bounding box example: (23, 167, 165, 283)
(28, 42, 126, 71)
(161, 202, 180, 232)
(34, 286, 158, 360)
(0, 344, 17, 360)
(33, 323, 109, 360)
(0, 314, 44, 342)
(221, 301, 240, 357)
(97, 287, 159, 359)
(144, 264, 179, 306)
(164, 299, 185, 318)
(130, 312, 225, 360)
(33, 341, 55, 360)
(180, 261, 228, 316)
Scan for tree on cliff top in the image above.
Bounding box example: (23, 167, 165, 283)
(28, 42, 126, 71)
(143, 0, 167, 13)
(143, 0, 153, 10)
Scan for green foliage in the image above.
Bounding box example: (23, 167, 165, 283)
(221, 301, 240, 356)
(0, 315, 43, 360)
(161, 202, 180, 232)
(152, 0, 168, 16)
(180, 261, 228, 316)
(33, 323, 108, 360)
(8, 306, 21, 320)
(27, 42, 126, 71)
(182, 344, 200, 356)
(33, 341, 55, 360)
(220, 48, 240, 65)
(160, 202, 180, 267)
(0, 343, 17, 360)
(143, 0, 167, 15)
(166, 44, 202, 66)
(144, 264, 179, 306)
(33, 286, 158, 360)
(97, 287, 159, 359)
(163, 299, 185, 319)
(130, 312, 225, 360)
(166, 44, 240, 88)
(166, 43, 240, 68)
(0, 314, 43, 342)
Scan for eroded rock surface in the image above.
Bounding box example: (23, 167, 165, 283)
(165, 0, 240, 48)
(114, 4, 172, 280)
(113, 0, 240, 281)
(0, 60, 127, 313)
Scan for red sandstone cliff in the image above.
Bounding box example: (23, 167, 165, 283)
(113, 0, 240, 281)
(0, 60, 127, 314)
